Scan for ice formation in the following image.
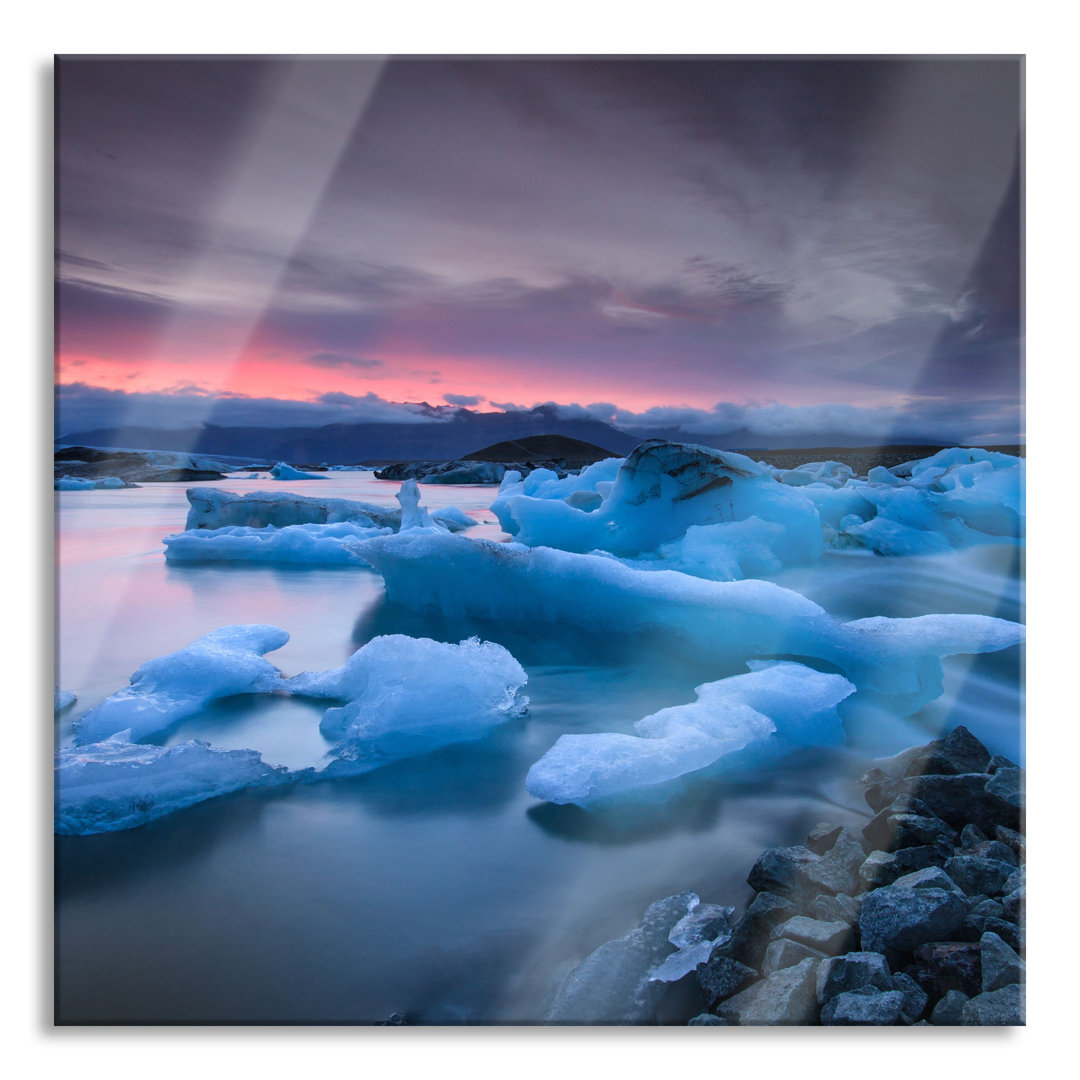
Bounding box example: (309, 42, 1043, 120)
(55, 475, 129, 490)
(73, 625, 290, 745)
(55, 689, 77, 714)
(359, 533, 1024, 716)
(56, 732, 292, 835)
(396, 478, 433, 530)
(183, 487, 473, 534)
(164, 521, 391, 565)
(525, 662, 854, 805)
(648, 901, 735, 983)
(491, 441, 822, 577)
(269, 461, 327, 480)
(287, 635, 529, 769)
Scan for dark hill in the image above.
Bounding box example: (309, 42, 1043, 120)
(463, 434, 616, 463)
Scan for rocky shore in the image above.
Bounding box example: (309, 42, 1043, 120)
(549, 725, 1025, 1026)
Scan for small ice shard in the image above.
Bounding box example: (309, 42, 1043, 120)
(164, 521, 392, 565)
(648, 902, 736, 983)
(287, 635, 528, 771)
(55, 732, 293, 835)
(73, 625, 290, 745)
(269, 461, 326, 480)
(396, 478, 433, 531)
(526, 662, 854, 806)
(546, 891, 698, 1024)
(54, 689, 77, 714)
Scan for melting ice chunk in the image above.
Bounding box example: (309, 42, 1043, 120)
(526, 662, 854, 805)
(287, 635, 529, 771)
(73, 625, 290, 745)
(164, 521, 392, 564)
(269, 461, 326, 480)
(55, 732, 292, 835)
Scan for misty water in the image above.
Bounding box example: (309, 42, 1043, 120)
(54, 475, 1023, 1024)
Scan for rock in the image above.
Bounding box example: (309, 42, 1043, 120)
(930, 989, 970, 1025)
(969, 839, 1017, 866)
(970, 898, 1005, 919)
(1003, 865, 1025, 894)
(761, 939, 826, 976)
(859, 884, 967, 957)
(816, 951, 894, 1005)
(891, 970, 929, 1024)
(746, 845, 820, 897)
(902, 725, 992, 777)
(942, 855, 1015, 897)
(820, 986, 905, 1026)
(980, 931, 1025, 992)
(913, 941, 982, 998)
(881, 774, 1020, 833)
(771, 916, 854, 956)
(374, 1011, 407, 1025)
(859, 843, 951, 888)
(716, 892, 798, 969)
(862, 774, 906, 813)
(698, 954, 760, 1010)
(987, 754, 1018, 774)
(890, 866, 962, 893)
(862, 810, 957, 853)
(960, 984, 1025, 1025)
(994, 825, 1025, 862)
(717, 957, 821, 1025)
(960, 824, 988, 848)
(810, 893, 861, 925)
(806, 823, 843, 854)
(1001, 886, 1024, 922)
(984, 768, 1024, 814)
(687, 1013, 728, 1025)
(983, 917, 1022, 953)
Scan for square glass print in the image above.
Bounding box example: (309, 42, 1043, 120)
(53, 56, 1024, 1026)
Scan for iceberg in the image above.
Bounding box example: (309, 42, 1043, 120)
(490, 440, 822, 578)
(164, 521, 392, 565)
(183, 487, 473, 534)
(55, 689, 77, 714)
(269, 462, 327, 480)
(55, 474, 131, 490)
(525, 662, 854, 805)
(287, 635, 529, 770)
(73, 625, 290, 745)
(359, 532, 1024, 716)
(55, 732, 292, 835)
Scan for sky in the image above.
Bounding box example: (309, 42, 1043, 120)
(55, 56, 1023, 443)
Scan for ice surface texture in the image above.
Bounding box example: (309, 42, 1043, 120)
(360, 533, 1024, 717)
(56, 732, 293, 835)
(491, 442, 1024, 577)
(164, 521, 392, 565)
(526, 662, 854, 805)
(288, 635, 529, 771)
(55, 475, 129, 490)
(73, 625, 290, 744)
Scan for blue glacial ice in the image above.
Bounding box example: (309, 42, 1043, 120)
(359, 532, 1024, 716)
(525, 661, 854, 805)
(56, 732, 293, 835)
(269, 461, 327, 480)
(167, 485, 474, 564)
(287, 634, 529, 772)
(73, 625, 290, 745)
(55, 475, 130, 490)
(489, 441, 1024, 577)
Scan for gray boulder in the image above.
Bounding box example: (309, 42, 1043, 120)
(859, 884, 967, 957)
(716, 891, 798, 969)
(770, 916, 854, 956)
(810, 893, 861, 924)
(913, 941, 982, 998)
(980, 931, 1025, 992)
(930, 989, 970, 1025)
(902, 725, 992, 777)
(698, 954, 759, 1010)
(890, 866, 962, 893)
(816, 951, 894, 1005)
(943, 854, 1015, 897)
(960, 984, 1025, 1025)
(762, 939, 826, 976)
(1002, 885, 1024, 922)
(960, 823, 988, 848)
(806, 823, 844, 854)
(891, 970, 929, 1024)
(717, 957, 821, 1025)
(820, 986, 905, 1026)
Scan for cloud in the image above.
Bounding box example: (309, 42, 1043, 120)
(443, 392, 485, 406)
(305, 352, 383, 370)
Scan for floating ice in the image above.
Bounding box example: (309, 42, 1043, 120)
(55, 689, 77, 714)
(648, 902, 735, 982)
(288, 635, 529, 770)
(360, 533, 1024, 716)
(73, 625, 290, 745)
(397, 478, 433, 531)
(55, 732, 292, 835)
(525, 662, 854, 805)
(491, 441, 822, 578)
(164, 521, 392, 564)
(269, 462, 326, 480)
(55, 475, 130, 490)
(183, 487, 473, 534)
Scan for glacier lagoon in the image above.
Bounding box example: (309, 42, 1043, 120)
(54, 465, 1023, 1023)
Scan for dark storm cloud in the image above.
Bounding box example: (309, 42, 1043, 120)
(56, 55, 1022, 439)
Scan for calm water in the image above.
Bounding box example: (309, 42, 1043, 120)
(54, 475, 1024, 1024)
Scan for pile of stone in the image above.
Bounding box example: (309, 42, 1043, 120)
(690, 726, 1025, 1026)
